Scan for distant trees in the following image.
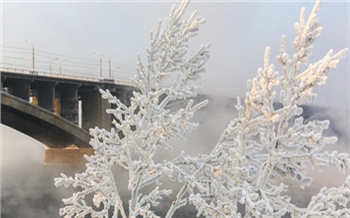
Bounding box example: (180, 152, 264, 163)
(55, 0, 350, 217)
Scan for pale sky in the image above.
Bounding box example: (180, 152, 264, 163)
(1, 1, 349, 108)
(0, 3, 349, 215)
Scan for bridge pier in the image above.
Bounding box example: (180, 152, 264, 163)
(57, 84, 80, 125)
(13, 79, 30, 101)
(80, 90, 111, 130)
(2, 79, 30, 101)
(36, 82, 57, 112)
(112, 88, 134, 106)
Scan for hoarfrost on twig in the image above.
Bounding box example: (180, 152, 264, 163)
(55, 0, 349, 217)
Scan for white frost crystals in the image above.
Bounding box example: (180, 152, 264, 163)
(55, 0, 210, 217)
(187, 1, 349, 217)
(55, 0, 350, 217)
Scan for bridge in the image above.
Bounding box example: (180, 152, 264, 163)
(2, 91, 91, 148)
(1, 67, 136, 164)
(1, 67, 135, 125)
(1, 46, 345, 164)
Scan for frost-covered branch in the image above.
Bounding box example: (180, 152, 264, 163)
(56, 0, 349, 217)
(55, 0, 210, 217)
(301, 175, 350, 217)
(184, 1, 349, 217)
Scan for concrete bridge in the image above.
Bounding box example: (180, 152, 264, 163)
(1, 68, 136, 164)
(1, 67, 343, 164)
(1, 91, 91, 148)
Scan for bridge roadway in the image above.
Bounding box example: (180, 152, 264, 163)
(0, 67, 133, 87)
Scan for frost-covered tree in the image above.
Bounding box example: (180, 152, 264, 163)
(55, 0, 210, 217)
(184, 1, 350, 217)
(55, 0, 350, 217)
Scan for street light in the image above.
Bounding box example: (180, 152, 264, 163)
(59, 58, 67, 74)
(104, 54, 112, 78)
(50, 57, 59, 73)
(93, 51, 103, 77)
(99, 53, 113, 78)
(25, 40, 35, 72)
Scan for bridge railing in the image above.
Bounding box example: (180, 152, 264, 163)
(0, 45, 135, 84)
(0, 45, 201, 91)
(0, 66, 134, 86)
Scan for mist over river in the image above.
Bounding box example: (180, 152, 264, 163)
(1, 97, 349, 217)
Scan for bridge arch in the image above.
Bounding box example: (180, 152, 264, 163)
(1, 91, 91, 148)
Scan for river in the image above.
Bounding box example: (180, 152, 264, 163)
(1, 100, 349, 217)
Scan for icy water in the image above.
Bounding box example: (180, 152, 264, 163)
(2, 164, 73, 218)
(1, 153, 201, 218)
(1, 139, 202, 218)
(1, 100, 349, 217)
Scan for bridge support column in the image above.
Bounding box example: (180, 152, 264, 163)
(1, 77, 4, 91)
(37, 82, 56, 112)
(7, 79, 30, 101)
(59, 84, 79, 125)
(112, 88, 133, 106)
(81, 90, 111, 130)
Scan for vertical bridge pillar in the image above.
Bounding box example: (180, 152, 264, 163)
(57, 84, 80, 125)
(13, 79, 30, 101)
(80, 89, 111, 131)
(2, 79, 30, 101)
(37, 82, 56, 112)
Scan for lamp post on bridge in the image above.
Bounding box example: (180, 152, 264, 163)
(93, 51, 103, 78)
(104, 54, 113, 78)
(59, 58, 67, 74)
(25, 40, 35, 72)
(50, 57, 59, 73)
(105, 54, 112, 78)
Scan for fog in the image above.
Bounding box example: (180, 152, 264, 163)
(2, 1, 349, 108)
(1, 124, 76, 217)
(1, 95, 349, 217)
(0, 96, 235, 217)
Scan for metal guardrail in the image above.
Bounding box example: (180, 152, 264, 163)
(0, 45, 136, 82)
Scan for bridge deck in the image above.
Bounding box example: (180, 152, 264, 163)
(1, 67, 134, 87)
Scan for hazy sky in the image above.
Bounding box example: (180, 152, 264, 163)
(1, 1, 349, 108)
(0, 2, 349, 216)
